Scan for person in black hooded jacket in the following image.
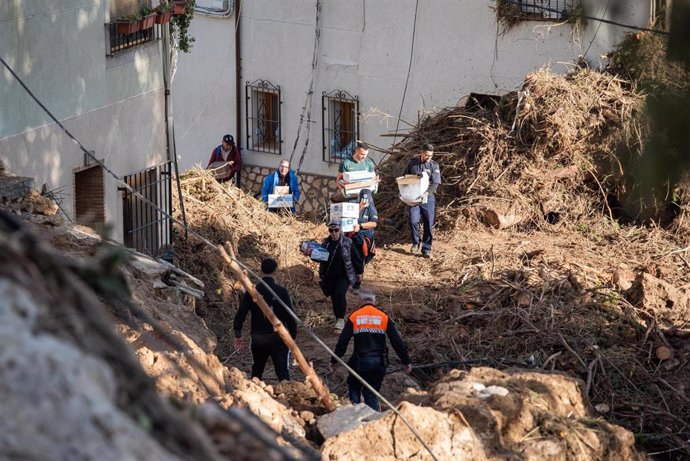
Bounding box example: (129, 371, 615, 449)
(233, 258, 296, 381)
(319, 222, 364, 331)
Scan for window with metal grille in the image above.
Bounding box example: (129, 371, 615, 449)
(502, 0, 576, 21)
(121, 162, 172, 255)
(322, 90, 359, 163)
(246, 80, 282, 154)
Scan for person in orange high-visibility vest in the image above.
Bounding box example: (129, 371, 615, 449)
(328, 289, 412, 411)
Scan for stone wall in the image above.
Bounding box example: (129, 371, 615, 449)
(240, 165, 337, 219)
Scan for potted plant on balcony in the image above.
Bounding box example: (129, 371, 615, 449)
(155, 2, 173, 25)
(172, 0, 187, 15)
(116, 12, 141, 35)
(139, 5, 157, 30)
(171, 0, 196, 53)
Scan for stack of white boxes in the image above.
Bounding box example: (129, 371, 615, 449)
(342, 170, 377, 198)
(329, 202, 359, 232)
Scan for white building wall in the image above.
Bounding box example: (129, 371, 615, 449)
(0, 0, 168, 243)
(172, 0, 650, 177)
(171, 12, 236, 171)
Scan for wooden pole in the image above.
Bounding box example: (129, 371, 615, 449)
(218, 243, 336, 412)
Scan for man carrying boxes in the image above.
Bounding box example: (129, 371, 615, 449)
(262, 159, 300, 213)
(335, 141, 378, 202)
(403, 143, 441, 258)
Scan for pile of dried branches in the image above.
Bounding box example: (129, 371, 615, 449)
(173, 167, 314, 290)
(376, 67, 648, 235)
(172, 167, 319, 355)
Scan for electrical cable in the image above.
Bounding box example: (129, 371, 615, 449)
(391, 0, 420, 150)
(289, 0, 322, 173)
(499, 0, 669, 36)
(0, 53, 440, 461)
(583, 0, 611, 59)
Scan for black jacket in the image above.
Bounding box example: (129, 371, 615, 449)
(331, 303, 411, 366)
(319, 235, 362, 284)
(233, 276, 297, 338)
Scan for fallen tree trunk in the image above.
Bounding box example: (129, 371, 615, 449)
(218, 243, 336, 412)
(484, 209, 525, 229)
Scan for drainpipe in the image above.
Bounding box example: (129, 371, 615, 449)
(235, 0, 242, 188)
(162, 22, 188, 239)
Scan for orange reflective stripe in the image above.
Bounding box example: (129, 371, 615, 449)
(351, 304, 388, 334)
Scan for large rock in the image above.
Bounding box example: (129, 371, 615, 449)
(0, 280, 180, 461)
(321, 401, 485, 461)
(0, 175, 33, 200)
(316, 403, 385, 439)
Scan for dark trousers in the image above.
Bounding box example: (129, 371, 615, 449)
(250, 333, 290, 381)
(347, 355, 386, 411)
(326, 276, 350, 319)
(408, 194, 436, 252)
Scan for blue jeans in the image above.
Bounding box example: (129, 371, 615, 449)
(347, 355, 386, 411)
(408, 194, 435, 252)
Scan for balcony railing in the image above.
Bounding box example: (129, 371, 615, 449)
(107, 22, 161, 55)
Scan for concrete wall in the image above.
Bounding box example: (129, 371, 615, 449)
(0, 0, 168, 242)
(171, 12, 236, 170)
(173, 0, 649, 178)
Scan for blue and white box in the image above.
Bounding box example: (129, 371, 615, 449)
(268, 194, 293, 208)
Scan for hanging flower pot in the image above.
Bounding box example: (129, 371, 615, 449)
(155, 9, 172, 24)
(172, 0, 187, 15)
(139, 12, 157, 30)
(116, 18, 140, 35)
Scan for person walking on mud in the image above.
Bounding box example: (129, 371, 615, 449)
(406, 143, 441, 258)
(233, 258, 296, 381)
(328, 289, 412, 411)
(319, 222, 363, 331)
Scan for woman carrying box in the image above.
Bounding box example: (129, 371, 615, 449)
(319, 222, 364, 331)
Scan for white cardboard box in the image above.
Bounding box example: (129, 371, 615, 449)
(343, 170, 376, 182)
(330, 202, 360, 219)
(344, 179, 378, 197)
(330, 218, 357, 232)
(396, 172, 429, 205)
(268, 194, 293, 208)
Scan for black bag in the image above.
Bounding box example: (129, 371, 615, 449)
(319, 279, 331, 297)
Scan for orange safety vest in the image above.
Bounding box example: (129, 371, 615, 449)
(351, 304, 388, 335)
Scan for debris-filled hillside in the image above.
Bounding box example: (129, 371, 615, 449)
(1, 35, 689, 460)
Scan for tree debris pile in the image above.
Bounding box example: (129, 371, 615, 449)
(370, 224, 690, 458)
(376, 67, 651, 234)
(173, 167, 324, 357)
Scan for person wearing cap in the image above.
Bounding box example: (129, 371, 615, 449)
(327, 289, 412, 411)
(233, 258, 296, 381)
(406, 143, 441, 258)
(261, 159, 300, 214)
(334, 141, 378, 202)
(346, 189, 378, 265)
(319, 222, 364, 331)
(208, 134, 242, 183)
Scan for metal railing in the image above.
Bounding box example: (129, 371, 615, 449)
(122, 162, 172, 255)
(511, 0, 576, 20)
(108, 22, 161, 55)
(246, 80, 282, 155)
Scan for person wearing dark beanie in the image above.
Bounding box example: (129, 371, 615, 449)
(233, 258, 296, 381)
